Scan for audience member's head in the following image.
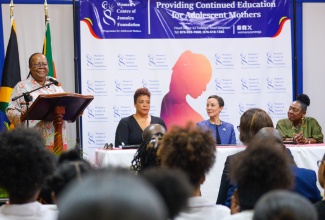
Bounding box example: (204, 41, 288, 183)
(239, 108, 274, 145)
(141, 167, 192, 219)
(57, 146, 84, 164)
(253, 127, 283, 146)
(253, 190, 317, 220)
(158, 122, 215, 192)
(0, 127, 55, 204)
(230, 140, 293, 211)
(48, 148, 92, 202)
(317, 153, 325, 188)
(316, 153, 325, 219)
(142, 123, 166, 141)
(58, 168, 167, 220)
(253, 127, 297, 166)
(131, 124, 166, 173)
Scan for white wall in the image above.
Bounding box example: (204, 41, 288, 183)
(303, 3, 325, 135)
(1, 4, 77, 148)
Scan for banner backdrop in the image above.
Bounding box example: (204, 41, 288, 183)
(80, 0, 292, 162)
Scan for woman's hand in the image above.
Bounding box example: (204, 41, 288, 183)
(230, 194, 240, 214)
(294, 132, 308, 144)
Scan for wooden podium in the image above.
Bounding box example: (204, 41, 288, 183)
(21, 93, 94, 154)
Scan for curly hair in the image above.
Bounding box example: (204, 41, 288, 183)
(0, 127, 55, 200)
(239, 108, 274, 145)
(208, 95, 224, 107)
(230, 140, 293, 211)
(134, 88, 151, 104)
(158, 123, 216, 188)
(296, 94, 310, 112)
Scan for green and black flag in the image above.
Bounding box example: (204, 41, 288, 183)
(0, 6, 21, 130)
(43, 0, 56, 78)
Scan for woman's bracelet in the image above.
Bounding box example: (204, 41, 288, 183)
(305, 138, 311, 144)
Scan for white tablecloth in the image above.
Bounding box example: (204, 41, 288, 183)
(95, 144, 325, 202)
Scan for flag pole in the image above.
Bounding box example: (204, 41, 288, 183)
(44, 0, 49, 23)
(43, 0, 56, 78)
(9, 0, 14, 19)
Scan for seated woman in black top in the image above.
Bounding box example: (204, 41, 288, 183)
(115, 87, 166, 147)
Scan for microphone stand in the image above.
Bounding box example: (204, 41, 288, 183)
(11, 81, 56, 128)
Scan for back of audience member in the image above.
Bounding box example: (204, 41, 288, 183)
(222, 139, 293, 220)
(0, 127, 57, 220)
(58, 168, 167, 220)
(39, 146, 91, 204)
(224, 127, 321, 209)
(141, 167, 192, 219)
(255, 128, 321, 204)
(57, 145, 85, 164)
(217, 108, 274, 205)
(131, 124, 166, 173)
(158, 122, 230, 219)
(253, 190, 317, 220)
(315, 153, 325, 220)
(253, 127, 296, 165)
(48, 148, 93, 204)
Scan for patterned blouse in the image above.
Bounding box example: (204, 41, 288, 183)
(6, 76, 67, 147)
(276, 117, 324, 143)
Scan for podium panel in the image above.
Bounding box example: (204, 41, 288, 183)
(21, 93, 94, 122)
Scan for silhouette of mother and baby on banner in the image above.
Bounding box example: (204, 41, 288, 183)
(160, 50, 212, 129)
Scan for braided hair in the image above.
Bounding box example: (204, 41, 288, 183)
(131, 135, 162, 173)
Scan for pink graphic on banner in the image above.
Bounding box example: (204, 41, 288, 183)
(160, 50, 212, 129)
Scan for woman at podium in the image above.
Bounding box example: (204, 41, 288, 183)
(115, 88, 166, 147)
(6, 53, 67, 150)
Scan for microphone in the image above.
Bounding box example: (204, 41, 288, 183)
(11, 77, 61, 102)
(48, 77, 61, 86)
(104, 143, 113, 149)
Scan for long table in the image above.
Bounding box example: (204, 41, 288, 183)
(95, 145, 325, 202)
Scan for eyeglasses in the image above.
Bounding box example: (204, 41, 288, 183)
(32, 63, 48, 68)
(317, 160, 324, 167)
(237, 126, 240, 131)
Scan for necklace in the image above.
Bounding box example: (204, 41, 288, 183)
(291, 117, 305, 136)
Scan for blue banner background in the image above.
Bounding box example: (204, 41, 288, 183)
(80, 0, 290, 39)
